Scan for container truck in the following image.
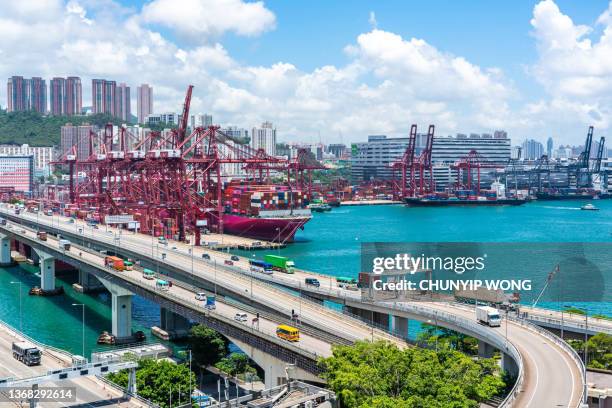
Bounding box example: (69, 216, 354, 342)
(205, 295, 216, 310)
(12, 341, 41, 366)
(264, 255, 295, 274)
(476, 306, 501, 327)
(59, 239, 71, 250)
(104, 256, 125, 271)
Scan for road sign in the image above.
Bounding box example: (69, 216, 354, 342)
(104, 215, 134, 224)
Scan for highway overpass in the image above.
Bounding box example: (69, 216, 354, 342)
(0, 207, 587, 407)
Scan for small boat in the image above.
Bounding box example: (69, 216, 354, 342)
(581, 203, 599, 211)
(97, 331, 116, 345)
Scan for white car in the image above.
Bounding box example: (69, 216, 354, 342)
(195, 292, 206, 301)
(234, 313, 248, 322)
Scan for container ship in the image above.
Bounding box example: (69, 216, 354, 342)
(534, 188, 610, 200)
(221, 184, 312, 242)
(405, 183, 526, 207)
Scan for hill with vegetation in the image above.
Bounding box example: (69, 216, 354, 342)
(0, 110, 127, 147)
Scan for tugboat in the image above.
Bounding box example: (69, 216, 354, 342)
(97, 331, 116, 345)
(28, 286, 64, 296)
(581, 203, 599, 211)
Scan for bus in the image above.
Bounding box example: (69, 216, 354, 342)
(156, 279, 170, 291)
(143, 269, 156, 279)
(249, 259, 273, 275)
(336, 276, 357, 289)
(123, 261, 134, 271)
(276, 325, 300, 342)
(337, 276, 357, 285)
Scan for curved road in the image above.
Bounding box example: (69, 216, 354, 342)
(4, 207, 586, 407)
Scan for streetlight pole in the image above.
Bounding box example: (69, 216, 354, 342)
(72, 303, 85, 359)
(10, 281, 23, 333)
(276, 227, 280, 255)
(214, 259, 217, 297)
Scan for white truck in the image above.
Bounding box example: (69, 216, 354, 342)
(476, 306, 501, 327)
(59, 239, 71, 250)
(12, 341, 41, 366)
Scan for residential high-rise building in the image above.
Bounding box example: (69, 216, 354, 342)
(7, 76, 47, 113)
(547, 137, 553, 158)
(7, 76, 27, 112)
(49, 77, 66, 115)
(27, 77, 47, 113)
(61, 123, 94, 160)
(92, 79, 116, 116)
(50, 76, 82, 116)
(136, 84, 153, 124)
(115, 83, 131, 122)
(190, 113, 213, 129)
(251, 121, 276, 156)
(65, 77, 82, 115)
(521, 139, 545, 160)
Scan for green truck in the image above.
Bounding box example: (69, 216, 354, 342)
(264, 255, 295, 274)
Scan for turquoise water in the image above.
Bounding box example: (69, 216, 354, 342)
(0, 264, 163, 357)
(268, 200, 612, 277)
(0, 200, 610, 356)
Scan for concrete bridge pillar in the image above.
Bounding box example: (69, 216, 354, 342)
(501, 352, 519, 378)
(478, 340, 496, 359)
(35, 250, 56, 291)
(391, 316, 409, 338)
(160, 307, 191, 333)
(74, 270, 104, 293)
(31, 250, 40, 266)
(97, 277, 134, 339)
(0, 233, 12, 266)
(228, 337, 323, 388)
(112, 294, 132, 339)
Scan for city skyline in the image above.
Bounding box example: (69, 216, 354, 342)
(2, 1, 612, 145)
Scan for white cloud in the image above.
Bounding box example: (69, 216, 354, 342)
(13, 0, 598, 145)
(523, 0, 612, 141)
(140, 0, 276, 40)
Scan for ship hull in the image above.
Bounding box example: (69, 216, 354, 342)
(405, 198, 527, 207)
(222, 214, 311, 242)
(535, 193, 610, 200)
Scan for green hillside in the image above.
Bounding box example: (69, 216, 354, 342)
(0, 110, 127, 147)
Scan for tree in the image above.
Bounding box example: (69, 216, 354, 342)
(214, 352, 257, 379)
(319, 340, 505, 408)
(587, 333, 612, 370)
(0, 110, 127, 146)
(107, 359, 195, 408)
(188, 324, 228, 367)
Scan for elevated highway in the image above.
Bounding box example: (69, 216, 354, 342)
(0, 320, 143, 407)
(1, 207, 587, 406)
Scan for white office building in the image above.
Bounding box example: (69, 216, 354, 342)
(431, 133, 511, 164)
(251, 121, 276, 156)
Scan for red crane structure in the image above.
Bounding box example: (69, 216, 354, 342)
(391, 124, 435, 199)
(52, 85, 325, 245)
(450, 150, 499, 193)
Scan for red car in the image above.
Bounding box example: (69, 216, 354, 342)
(224, 260, 233, 266)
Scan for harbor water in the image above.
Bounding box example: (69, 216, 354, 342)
(0, 200, 610, 356)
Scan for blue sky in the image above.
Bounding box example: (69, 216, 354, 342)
(3, 0, 612, 145)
